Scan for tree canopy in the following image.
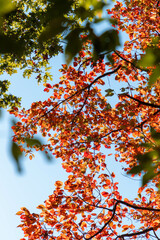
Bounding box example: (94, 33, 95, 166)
(1, 0, 160, 239)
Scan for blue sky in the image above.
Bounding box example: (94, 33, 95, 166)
(0, 19, 142, 240)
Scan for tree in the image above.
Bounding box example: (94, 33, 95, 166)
(1, 0, 118, 170)
(0, 0, 114, 82)
(5, 0, 160, 239)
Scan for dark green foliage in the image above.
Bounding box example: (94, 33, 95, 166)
(138, 37, 160, 86)
(129, 127, 160, 187)
(65, 28, 84, 64)
(0, 80, 21, 109)
(105, 88, 114, 97)
(11, 141, 23, 172)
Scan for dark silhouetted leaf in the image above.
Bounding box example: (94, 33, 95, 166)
(65, 28, 83, 64)
(25, 138, 41, 147)
(150, 127, 160, 141)
(11, 142, 23, 172)
(128, 165, 143, 174)
(149, 65, 160, 86)
(105, 88, 114, 97)
(138, 49, 155, 68)
(0, 33, 25, 55)
(142, 169, 157, 186)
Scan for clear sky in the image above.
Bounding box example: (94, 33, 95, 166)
(0, 20, 142, 240)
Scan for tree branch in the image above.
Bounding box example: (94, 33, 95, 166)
(115, 227, 154, 239)
(125, 94, 160, 109)
(85, 201, 119, 240)
(77, 194, 113, 212)
(136, 109, 160, 129)
(38, 65, 121, 120)
(85, 199, 160, 240)
(153, 229, 160, 240)
(115, 199, 160, 212)
(71, 88, 90, 127)
(114, 50, 149, 72)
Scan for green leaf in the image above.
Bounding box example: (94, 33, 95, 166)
(65, 28, 83, 64)
(0, 108, 2, 119)
(138, 49, 155, 67)
(128, 165, 143, 174)
(136, 152, 153, 170)
(104, 103, 112, 110)
(25, 138, 41, 147)
(120, 87, 127, 92)
(75, 6, 93, 20)
(0, 0, 15, 16)
(44, 152, 52, 161)
(39, 0, 74, 42)
(39, 18, 66, 42)
(107, 53, 115, 65)
(109, 18, 118, 26)
(142, 169, 157, 186)
(105, 88, 114, 97)
(25, 137, 52, 161)
(140, 142, 153, 148)
(92, 29, 120, 57)
(79, 0, 106, 11)
(11, 142, 23, 172)
(149, 65, 160, 86)
(46, 0, 74, 17)
(0, 33, 24, 55)
(150, 127, 160, 141)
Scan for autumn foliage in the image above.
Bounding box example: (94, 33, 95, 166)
(10, 0, 160, 239)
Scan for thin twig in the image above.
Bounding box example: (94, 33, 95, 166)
(85, 199, 160, 240)
(38, 65, 121, 121)
(85, 201, 119, 240)
(114, 50, 149, 72)
(153, 229, 160, 240)
(71, 88, 90, 127)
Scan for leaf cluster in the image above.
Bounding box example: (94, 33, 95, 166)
(0, 80, 21, 109)
(129, 127, 160, 187)
(138, 38, 160, 86)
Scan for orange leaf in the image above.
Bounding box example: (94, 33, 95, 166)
(101, 191, 108, 197)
